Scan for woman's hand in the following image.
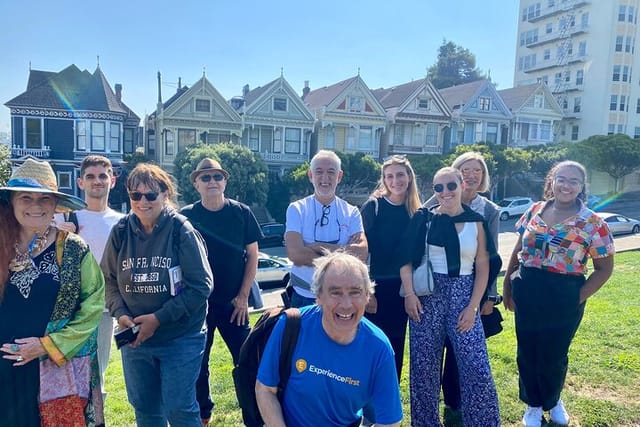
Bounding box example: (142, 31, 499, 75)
(457, 306, 477, 333)
(502, 279, 515, 312)
(404, 294, 423, 322)
(131, 314, 160, 347)
(365, 294, 377, 314)
(1, 337, 47, 366)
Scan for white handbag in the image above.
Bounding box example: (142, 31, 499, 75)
(400, 221, 435, 297)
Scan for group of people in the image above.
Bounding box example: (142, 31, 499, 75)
(0, 147, 614, 427)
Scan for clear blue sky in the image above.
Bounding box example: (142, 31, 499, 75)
(0, 0, 518, 133)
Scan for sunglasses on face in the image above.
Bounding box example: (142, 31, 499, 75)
(433, 182, 458, 193)
(129, 191, 159, 201)
(199, 173, 225, 183)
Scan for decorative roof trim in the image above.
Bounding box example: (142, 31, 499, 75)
(10, 108, 124, 121)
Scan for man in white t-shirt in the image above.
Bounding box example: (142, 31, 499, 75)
(285, 150, 368, 307)
(55, 155, 125, 401)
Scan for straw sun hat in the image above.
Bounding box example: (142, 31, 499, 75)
(0, 158, 87, 212)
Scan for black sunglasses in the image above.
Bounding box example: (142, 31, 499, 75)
(199, 173, 225, 183)
(433, 182, 458, 193)
(129, 191, 159, 201)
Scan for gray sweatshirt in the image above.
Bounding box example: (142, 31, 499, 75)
(101, 208, 213, 344)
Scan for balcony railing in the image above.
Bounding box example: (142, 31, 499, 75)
(11, 147, 51, 158)
(525, 23, 589, 48)
(388, 144, 441, 154)
(260, 152, 308, 163)
(527, 0, 591, 22)
(523, 53, 589, 73)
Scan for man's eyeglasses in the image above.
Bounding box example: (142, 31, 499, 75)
(199, 173, 225, 183)
(129, 191, 159, 201)
(433, 182, 458, 193)
(318, 204, 331, 226)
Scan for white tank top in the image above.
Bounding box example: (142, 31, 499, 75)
(429, 222, 478, 275)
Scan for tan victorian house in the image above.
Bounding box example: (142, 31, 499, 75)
(303, 75, 386, 160)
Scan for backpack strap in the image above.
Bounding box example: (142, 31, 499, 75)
(276, 308, 301, 400)
(64, 211, 80, 232)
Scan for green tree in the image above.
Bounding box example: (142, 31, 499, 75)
(569, 134, 640, 192)
(266, 174, 291, 224)
(427, 39, 484, 89)
(174, 142, 269, 205)
(0, 145, 11, 186)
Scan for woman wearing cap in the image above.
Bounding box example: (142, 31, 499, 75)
(0, 158, 105, 426)
(398, 167, 501, 426)
(101, 163, 213, 426)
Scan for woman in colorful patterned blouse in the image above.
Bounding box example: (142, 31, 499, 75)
(503, 160, 615, 427)
(0, 159, 105, 427)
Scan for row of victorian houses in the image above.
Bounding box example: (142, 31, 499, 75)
(4, 64, 564, 196)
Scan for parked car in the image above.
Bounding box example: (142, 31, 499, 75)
(497, 197, 534, 221)
(256, 252, 291, 290)
(598, 212, 640, 235)
(259, 222, 285, 248)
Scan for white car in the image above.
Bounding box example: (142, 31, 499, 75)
(497, 197, 534, 221)
(256, 252, 291, 290)
(599, 212, 640, 235)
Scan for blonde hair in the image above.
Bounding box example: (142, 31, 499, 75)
(373, 155, 421, 215)
(434, 166, 463, 184)
(451, 151, 490, 193)
(127, 163, 178, 208)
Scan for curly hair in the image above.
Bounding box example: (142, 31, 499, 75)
(542, 160, 587, 202)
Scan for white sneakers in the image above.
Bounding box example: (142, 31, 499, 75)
(522, 406, 543, 427)
(522, 400, 570, 426)
(549, 399, 570, 425)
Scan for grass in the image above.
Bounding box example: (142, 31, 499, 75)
(105, 251, 640, 426)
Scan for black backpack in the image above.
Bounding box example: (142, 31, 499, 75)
(232, 307, 301, 427)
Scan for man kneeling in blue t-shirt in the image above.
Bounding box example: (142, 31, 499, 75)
(256, 252, 403, 427)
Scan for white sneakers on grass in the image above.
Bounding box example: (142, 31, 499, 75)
(522, 400, 570, 426)
(549, 399, 570, 425)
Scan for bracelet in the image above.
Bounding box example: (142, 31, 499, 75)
(403, 292, 415, 298)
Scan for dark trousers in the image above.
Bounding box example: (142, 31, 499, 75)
(196, 301, 250, 419)
(512, 267, 585, 411)
(364, 277, 408, 380)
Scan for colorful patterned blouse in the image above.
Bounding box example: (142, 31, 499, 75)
(516, 201, 615, 275)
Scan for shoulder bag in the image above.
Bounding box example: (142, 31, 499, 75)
(400, 221, 435, 297)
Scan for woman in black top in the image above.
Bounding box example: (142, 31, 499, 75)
(360, 155, 421, 379)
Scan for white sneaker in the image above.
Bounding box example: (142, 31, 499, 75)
(522, 406, 543, 427)
(549, 399, 570, 425)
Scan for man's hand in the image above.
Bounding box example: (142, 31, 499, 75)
(231, 294, 250, 326)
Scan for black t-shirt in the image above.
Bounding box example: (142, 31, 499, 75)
(180, 199, 262, 304)
(361, 197, 411, 281)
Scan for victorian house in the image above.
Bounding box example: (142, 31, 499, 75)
(372, 79, 451, 158)
(231, 75, 315, 176)
(498, 82, 564, 147)
(146, 73, 242, 172)
(5, 64, 140, 195)
(439, 79, 513, 150)
(303, 75, 387, 160)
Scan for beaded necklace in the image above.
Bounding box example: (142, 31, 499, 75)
(8, 226, 52, 272)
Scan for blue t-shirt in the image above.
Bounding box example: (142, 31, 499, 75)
(257, 305, 403, 426)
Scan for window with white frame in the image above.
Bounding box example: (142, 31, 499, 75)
(177, 129, 196, 152)
(523, 3, 540, 21)
(479, 97, 491, 111)
(543, 49, 551, 60)
(555, 72, 562, 84)
(91, 121, 105, 151)
(534, 94, 544, 108)
(284, 128, 300, 153)
(546, 22, 553, 34)
(165, 130, 174, 155)
(616, 36, 624, 52)
(110, 123, 120, 152)
(626, 36, 633, 53)
(273, 98, 287, 112)
(273, 128, 282, 152)
(578, 41, 586, 56)
(394, 125, 405, 146)
(522, 54, 536, 70)
(561, 97, 568, 109)
(358, 126, 373, 150)
(418, 98, 430, 109)
(348, 96, 364, 112)
(629, 5, 635, 23)
(76, 120, 87, 150)
(347, 127, 357, 149)
(124, 128, 134, 152)
(581, 12, 589, 28)
(249, 128, 259, 151)
(574, 97, 581, 113)
(564, 70, 571, 82)
(324, 126, 335, 148)
(636, 98, 640, 113)
(620, 95, 627, 111)
(26, 118, 42, 149)
(623, 66, 630, 82)
(425, 124, 438, 146)
(548, 0, 554, 7)
(610, 95, 618, 111)
(576, 69, 584, 85)
(619, 5, 627, 21)
(540, 120, 551, 140)
(635, 127, 640, 138)
(567, 42, 573, 55)
(486, 122, 498, 143)
(571, 125, 579, 140)
(57, 172, 72, 190)
(411, 125, 424, 147)
(618, 124, 625, 133)
(195, 99, 211, 113)
(613, 65, 621, 81)
(608, 124, 615, 135)
(522, 29, 538, 45)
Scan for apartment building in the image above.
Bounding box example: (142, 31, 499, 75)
(515, 0, 640, 141)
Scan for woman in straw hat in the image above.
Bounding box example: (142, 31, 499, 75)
(0, 158, 106, 426)
(101, 163, 212, 426)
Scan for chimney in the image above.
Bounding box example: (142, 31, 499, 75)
(243, 84, 250, 97)
(157, 71, 162, 104)
(178, 77, 182, 90)
(302, 80, 310, 100)
(115, 83, 122, 102)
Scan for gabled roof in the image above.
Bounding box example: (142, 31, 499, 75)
(6, 64, 134, 117)
(498, 83, 541, 111)
(304, 76, 359, 109)
(243, 79, 276, 106)
(438, 79, 487, 110)
(241, 76, 315, 122)
(373, 80, 423, 109)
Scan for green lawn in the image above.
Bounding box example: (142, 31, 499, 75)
(104, 251, 640, 426)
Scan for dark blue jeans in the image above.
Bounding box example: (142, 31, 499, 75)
(196, 301, 250, 419)
(121, 330, 206, 427)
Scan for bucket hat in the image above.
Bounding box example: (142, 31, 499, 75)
(0, 158, 87, 213)
(189, 158, 229, 182)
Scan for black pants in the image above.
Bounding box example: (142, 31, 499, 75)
(512, 267, 585, 411)
(196, 301, 251, 419)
